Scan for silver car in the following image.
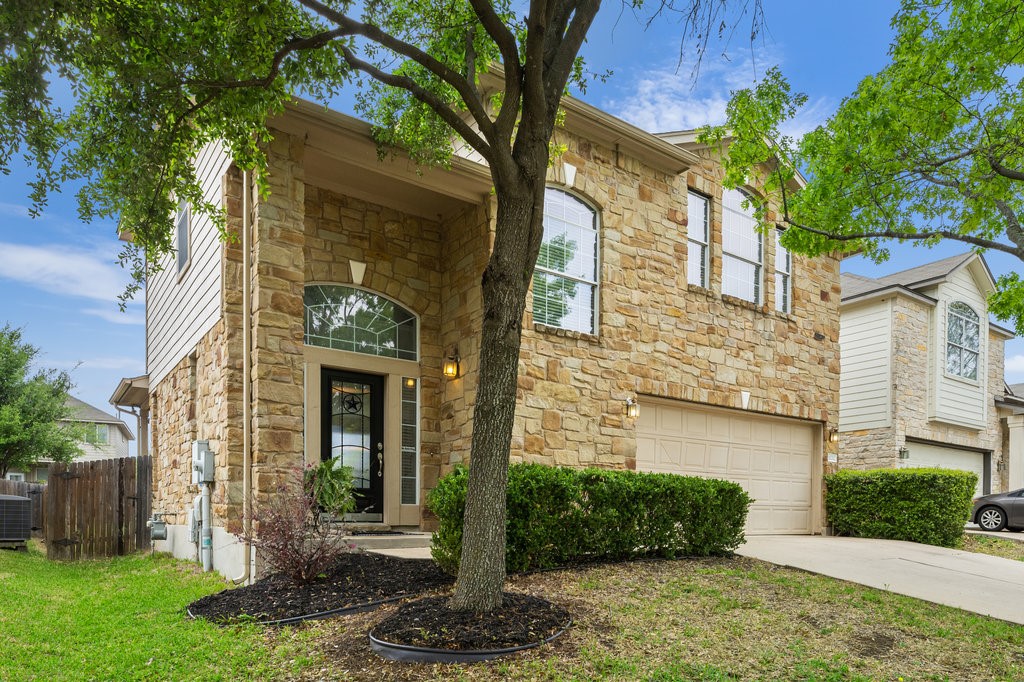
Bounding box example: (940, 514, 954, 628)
(972, 488, 1024, 532)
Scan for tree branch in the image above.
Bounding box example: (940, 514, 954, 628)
(336, 46, 493, 164)
(545, 0, 601, 107)
(995, 199, 1024, 251)
(989, 152, 1024, 181)
(188, 28, 346, 89)
(786, 218, 1022, 258)
(467, 0, 520, 77)
(295, 0, 496, 143)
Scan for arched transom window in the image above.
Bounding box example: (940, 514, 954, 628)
(946, 301, 980, 380)
(304, 285, 418, 360)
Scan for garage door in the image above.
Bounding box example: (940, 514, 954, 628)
(636, 401, 817, 534)
(900, 441, 987, 496)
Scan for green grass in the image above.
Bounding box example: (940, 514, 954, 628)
(962, 533, 1024, 561)
(0, 542, 310, 681)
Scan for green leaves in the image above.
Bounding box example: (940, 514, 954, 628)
(710, 0, 1024, 332)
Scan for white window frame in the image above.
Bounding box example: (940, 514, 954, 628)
(6, 472, 25, 482)
(175, 200, 191, 275)
(775, 228, 792, 312)
(721, 188, 763, 304)
(946, 301, 980, 380)
(687, 191, 710, 288)
(83, 423, 110, 446)
(532, 187, 600, 334)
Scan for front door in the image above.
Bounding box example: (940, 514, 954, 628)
(322, 369, 385, 522)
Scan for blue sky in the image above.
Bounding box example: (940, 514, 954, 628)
(1, 0, 1021, 451)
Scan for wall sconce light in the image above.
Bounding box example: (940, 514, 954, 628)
(828, 429, 839, 444)
(442, 348, 461, 379)
(625, 397, 639, 419)
(898, 446, 910, 460)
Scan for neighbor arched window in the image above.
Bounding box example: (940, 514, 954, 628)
(946, 301, 980, 380)
(304, 285, 417, 360)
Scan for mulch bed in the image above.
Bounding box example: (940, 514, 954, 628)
(370, 592, 571, 651)
(188, 551, 453, 624)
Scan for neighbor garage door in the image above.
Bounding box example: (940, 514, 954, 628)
(900, 441, 988, 496)
(636, 400, 817, 534)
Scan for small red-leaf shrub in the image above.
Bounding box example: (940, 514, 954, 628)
(234, 470, 351, 583)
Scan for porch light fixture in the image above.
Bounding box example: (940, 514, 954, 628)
(442, 348, 461, 379)
(828, 429, 839, 444)
(898, 446, 910, 460)
(625, 397, 640, 419)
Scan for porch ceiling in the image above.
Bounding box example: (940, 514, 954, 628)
(274, 100, 493, 220)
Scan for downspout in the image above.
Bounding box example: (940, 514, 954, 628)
(233, 168, 253, 585)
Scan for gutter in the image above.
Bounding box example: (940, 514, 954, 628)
(233, 169, 253, 585)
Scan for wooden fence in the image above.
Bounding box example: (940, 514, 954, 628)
(0, 479, 46, 532)
(45, 456, 152, 560)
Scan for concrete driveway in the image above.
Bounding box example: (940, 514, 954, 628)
(738, 535, 1024, 625)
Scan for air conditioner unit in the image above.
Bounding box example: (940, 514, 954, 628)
(0, 494, 32, 548)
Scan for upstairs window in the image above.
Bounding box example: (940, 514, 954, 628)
(775, 229, 791, 312)
(721, 188, 762, 303)
(175, 200, 190, 274)
(533, 188, 599, 334)
(83, 423, 109, 446)
(687, 191, 709, 287)
(946, 301, 980, 380)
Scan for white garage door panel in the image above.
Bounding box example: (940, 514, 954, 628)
(900, 442, 986, 496)
(637, 401, 816, 535)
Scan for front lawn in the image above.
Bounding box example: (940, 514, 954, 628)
(0, 542, 311, 681)
(4, 544, 1024, 681)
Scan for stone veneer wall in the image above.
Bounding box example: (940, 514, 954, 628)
(840, 295, 1006, 492)
(506, 129, 840, 470)
(150, 168, 244, 527)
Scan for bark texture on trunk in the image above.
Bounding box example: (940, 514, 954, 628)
(450, 181, 543, 612)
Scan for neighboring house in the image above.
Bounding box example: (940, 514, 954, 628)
(838, 253, 1017, 496)
(5, 396, 134, 483)
(145, 97, 841, 578)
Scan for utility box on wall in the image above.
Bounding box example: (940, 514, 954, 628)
(191, 440, 214, 484)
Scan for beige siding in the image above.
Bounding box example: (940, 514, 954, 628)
(146, 141, 232, 386)
(931, 268, 987, 428)
(839, 300, 892, 431)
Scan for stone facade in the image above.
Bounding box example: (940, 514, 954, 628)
(147, 104, 842, 573)
(840, 294, 1007, 491)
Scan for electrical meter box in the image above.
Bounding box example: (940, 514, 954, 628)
(191, 440, 215, 484)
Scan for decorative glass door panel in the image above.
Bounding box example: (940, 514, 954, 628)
(322, 369, 384, 522)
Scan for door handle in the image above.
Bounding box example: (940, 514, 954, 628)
(377, 443, 383, 476)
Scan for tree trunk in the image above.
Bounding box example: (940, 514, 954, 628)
(450, 179, 543, 612)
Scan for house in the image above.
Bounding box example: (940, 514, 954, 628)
(4, 396, 135, 483)
(838, 253, 1018, 495)
(144, 97, 841, 578)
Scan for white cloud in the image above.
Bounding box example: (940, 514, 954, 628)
(50, 356, 145, 372)
(603, 54, 834, 139)
(1005, 354, 1024, 382)
(81, 307, 145, 326)
(0, 242, 135, 303)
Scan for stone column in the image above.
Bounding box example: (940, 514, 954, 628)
(250, 131, 307, 503)
(1007, 414, 1024, 491)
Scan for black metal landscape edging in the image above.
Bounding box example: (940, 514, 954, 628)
(187, 594, 409, 627)
(367, 619, 572, 663)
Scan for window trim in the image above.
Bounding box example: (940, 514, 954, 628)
(83, 423, 110, 446)
(945, 301, 981, 381)
(687, 190, 710, 288)
(775, 228, 792, 313)
(532, 186, 601, 335)
(175, 200, 191, 277)
(721, 188, 763, 304)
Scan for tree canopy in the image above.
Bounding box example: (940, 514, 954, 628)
(0, 326, 79, 478)
(703, 0, 1024, 332)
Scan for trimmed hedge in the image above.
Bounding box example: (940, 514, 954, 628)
(825, 468, 976, 548)
(427, 463, 751, 574)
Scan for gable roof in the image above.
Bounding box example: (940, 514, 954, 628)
(65, 397, 134, 441)
(841, 252, 996, 305)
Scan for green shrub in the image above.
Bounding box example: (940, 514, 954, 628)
(427, 463, 751, 574)
(304, 459, 356, 517)
(825, 468, 976, 547)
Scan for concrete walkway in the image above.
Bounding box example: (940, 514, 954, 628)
(738, 535, 1024, 625)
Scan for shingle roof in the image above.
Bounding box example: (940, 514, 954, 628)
(841, 252, 976, 302)
(1010, 383, 1024, 397)
(66, 397, 127, 426)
